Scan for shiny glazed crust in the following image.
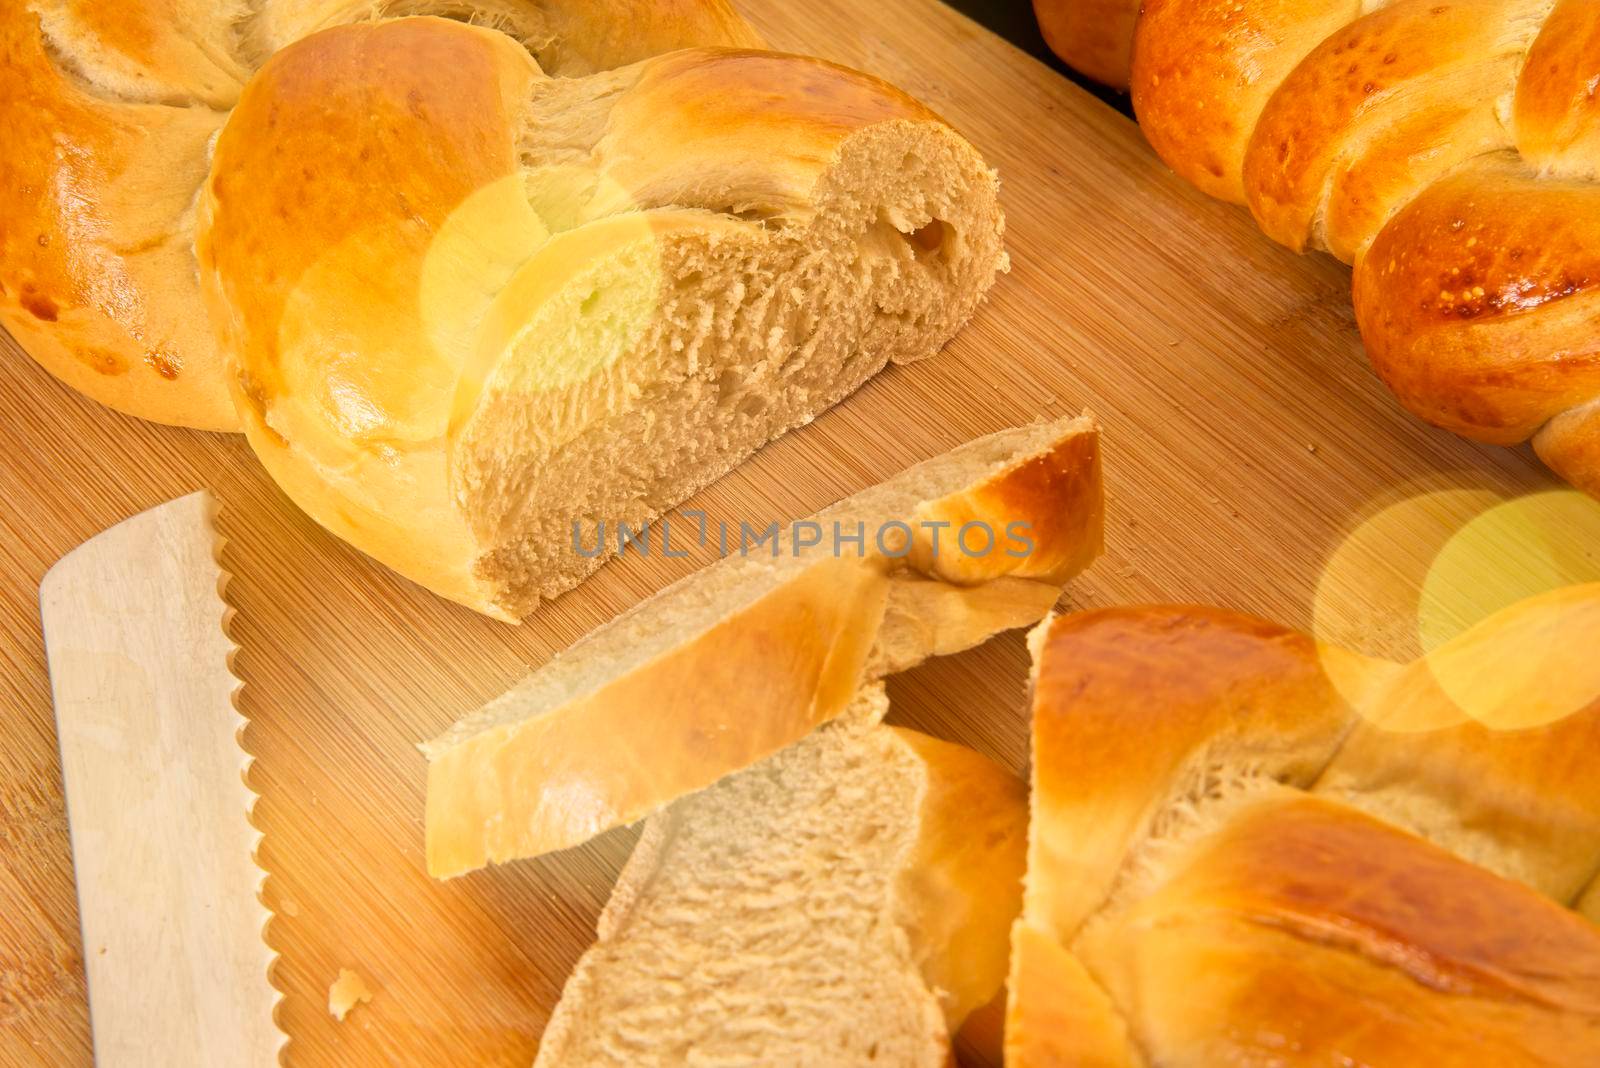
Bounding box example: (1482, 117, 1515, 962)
(0, 4, 235, 429)
(1030, 0, 1143, 90)
(425, 554, 892, 877)
(0, 0, 760, 430)
(1128, 0, 1600, 493)
(1009, 589, 1600, 1065)
(1078, 794, 1600, 1065)
(9, 5, 1008, 616)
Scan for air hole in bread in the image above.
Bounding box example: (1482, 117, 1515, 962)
(905, 219, 949, 257)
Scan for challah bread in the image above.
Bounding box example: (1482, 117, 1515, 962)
(1128, 0, 1600, 494)
(1008, 588, 1600, 1065)
(0, 6, 232, 429)
(1073, 792, 1600, 1066)
(197, 16, 1007, 618)
(0, 1, 760, 431)
(1030, 0, 1142, 90)
(534, 685, 1027, 1068)
(1355, 154, 1600, 493)
(424, 416, 1102, 876)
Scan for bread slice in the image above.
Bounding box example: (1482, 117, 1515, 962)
(424, 415, 1101, 876)
(198, 17, 1011, 618)
(533, 685, 1028, 1068)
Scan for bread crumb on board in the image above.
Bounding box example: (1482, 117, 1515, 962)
(328, 968, 373, 1022)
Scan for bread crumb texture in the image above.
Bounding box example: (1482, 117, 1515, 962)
(327, 967, 372, 1023)
(534, 707, 951, 1067)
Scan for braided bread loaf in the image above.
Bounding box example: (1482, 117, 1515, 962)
(0, 2, 761, 431)
(3, 3, 1007, 617)
(1127, 0, 1600, 494)
(1029, 1, 1600, 493)
(1009, 587, 1600, 1065)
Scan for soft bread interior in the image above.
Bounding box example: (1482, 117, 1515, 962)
(197, 20, 1008, 619)
(534, 687, 1024, 1068)
(423, 418, 1099, 874)
(458, 116, 1006, 615)
(431, 415, 1090, 758)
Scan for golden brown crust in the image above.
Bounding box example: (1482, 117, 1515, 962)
(198, 17, 544, 615)
(1088, 796, 1600, 1066)
(1352, 156, 1600, 445)
(0, 5, 237, 429)
(1030, 0, 1141, 90)
(426, 555, 890, 877)
(2, 0, 760, 430)
(1537, 399, 1600, 497)
(202, 17, 533, 438)
(1513, 0, 1600, 180)
(1130, 0, 1600, 488)
(1026, 605, 1355, 942)
(910, 422, 1103, 586)
(1131, 0, 1362, 204)
(35, 0, 250, 103)
(1005, 924, 1136, 1068)
(1243, 0, 1524, 259)
(529, 0, 763, 73)
(890, 727, 1029, 1032)
(1314, 583, 1600, 903)
(1013, 591, 1600, 1063)
(596, 47, 941, 220)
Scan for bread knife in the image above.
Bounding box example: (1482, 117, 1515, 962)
(39, 491, 282, 1067)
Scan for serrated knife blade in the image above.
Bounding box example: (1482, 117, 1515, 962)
(39, 491, 281, 1068)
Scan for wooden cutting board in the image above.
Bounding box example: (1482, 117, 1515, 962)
(0, 1, 1567, 1065)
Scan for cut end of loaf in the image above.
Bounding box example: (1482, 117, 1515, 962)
(198, 18, 1010, 619)
(534, 695, 1025, 1068)
(455, 116, 1006, 617)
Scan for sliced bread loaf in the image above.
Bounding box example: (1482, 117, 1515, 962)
(198, 17, 1012, 618)
(533, 685, 1027, 1068)
(425, 415, 1101, 876)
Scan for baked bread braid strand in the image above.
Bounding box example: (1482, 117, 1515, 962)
(1030, 0, 1144, 90)
(1008, 585, 1600, 1066)
(1131, 0, 1600, 494)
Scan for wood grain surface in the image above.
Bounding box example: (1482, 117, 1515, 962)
(0, 0, 1564, 1065)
